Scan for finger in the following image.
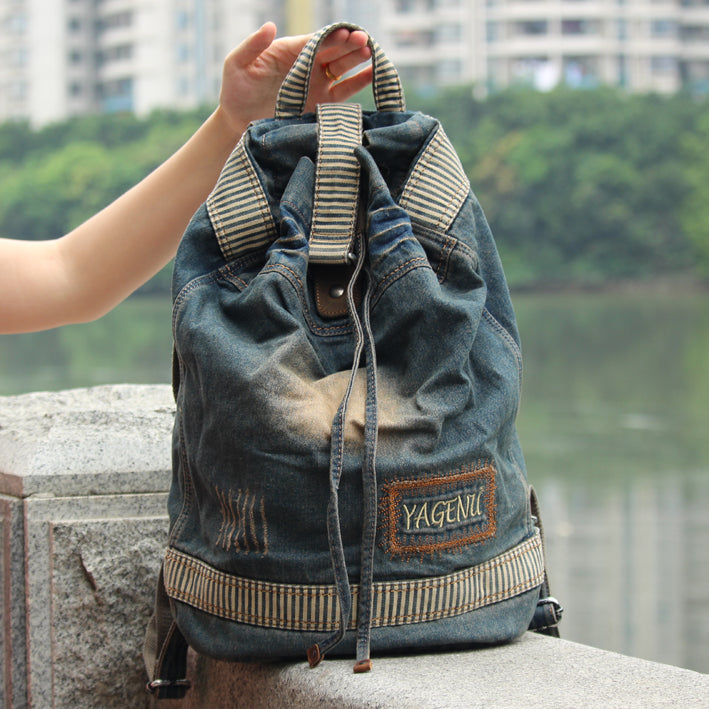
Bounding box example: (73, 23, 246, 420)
(316, 32, 370, 70)
(229, 22, 278, 68)
(318, 46, 372, 84)
(318, 28, 369, 54)
(328, 65, 374, 103)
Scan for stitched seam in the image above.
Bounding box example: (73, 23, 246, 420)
(482, 309, 523, 382)
(371, 256, 429, 307)
(262, 263, 353, 336)
(163, 534, 542, 629)
(164, 534, 540, 598)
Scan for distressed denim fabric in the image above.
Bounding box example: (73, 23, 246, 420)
(164, 107, 542, 663)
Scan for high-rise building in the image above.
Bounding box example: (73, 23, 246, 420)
(1, 0, 707, 127)
(0, 0, 265, 126)
(379, 0, 709, 96)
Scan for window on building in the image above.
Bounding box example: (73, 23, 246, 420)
(97, 12, 133, 33)
(396, 0, 416, 11)
(394, 30, 434, 47)
(487, 21, 498, 42)
(512, 57, 559, 90)
(563, 56, 599, 86)
(97, 44, 133, 65)
(398, 64, 435, 86)
(8, 12, 27, 33)
(9, 47, 28, 67)
(437, 59, 463, 83)
(682, 25, 709, 41)
(9, 80, 27, 100)
(617, 54, 627, 87)
(518, 20, 548, 35)
(616, 19, 627, 40)
(176, 11, 190, 29)
(177, 76, 191, 96)
(436, 24, 462, 42)
(650, 19, 677, 37)
(683, 59, 709, 93)
(562, 19, 597, 35)
(98, 77, 134, 112)
(651, 55, 676, 75)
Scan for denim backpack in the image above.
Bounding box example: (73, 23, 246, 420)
(145, 22, 561, 699)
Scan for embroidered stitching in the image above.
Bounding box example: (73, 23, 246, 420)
(378, 462, 497, 558)
(215, 486, 269, 555)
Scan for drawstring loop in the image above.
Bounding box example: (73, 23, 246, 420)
(307, 229, 380, 673)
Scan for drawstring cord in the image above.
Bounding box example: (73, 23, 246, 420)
(307, 233, 379, 673)
(354, 270, 378, 672)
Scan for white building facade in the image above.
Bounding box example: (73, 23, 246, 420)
(0, 0, 265, 126)
(0, 0, 708, 126)
(378, 0, 709, 95)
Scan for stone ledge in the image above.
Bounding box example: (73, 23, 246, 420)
(162, 632, 709, 708)
(1, 386, 707, 708)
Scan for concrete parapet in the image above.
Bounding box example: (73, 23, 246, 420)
(1, 385, 707, 708)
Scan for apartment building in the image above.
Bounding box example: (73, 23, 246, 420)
(0, 0, 266, 126)
(1, 0, 707, 126)
(379, 0, 709, 95)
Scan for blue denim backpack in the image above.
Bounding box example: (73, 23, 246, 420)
(145, 22, 561, 699)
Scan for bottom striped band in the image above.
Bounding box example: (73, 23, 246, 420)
(163, 531, 544, 633)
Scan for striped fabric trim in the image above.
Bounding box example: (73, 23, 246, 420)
(207, 139, 277, 261)
(399, 124, 471, 233)
(163, 531, 544, 633)
(276, 23, 405, 119)
(310, 103, 362, 264)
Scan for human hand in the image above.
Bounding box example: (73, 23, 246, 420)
(217, 23, 373, 136)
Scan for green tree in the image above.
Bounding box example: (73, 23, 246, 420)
(681, 110, 709, 272)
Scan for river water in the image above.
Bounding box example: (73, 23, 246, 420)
(1, 289, 707, 672)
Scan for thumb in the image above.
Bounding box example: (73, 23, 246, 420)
(232, 22, 277, 68)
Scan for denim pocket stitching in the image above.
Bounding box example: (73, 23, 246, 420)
(261, 263, 353, 336)
(482, 308, 523, 383)
(371, 256, 430, 308)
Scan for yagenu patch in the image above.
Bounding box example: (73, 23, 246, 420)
(379, 462, 497, 557)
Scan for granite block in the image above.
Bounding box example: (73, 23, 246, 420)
(0, 385, 174, 708)
(1, 494, 27, 709)
(23, 493, 168, 708)
(0, 384, 175, 497)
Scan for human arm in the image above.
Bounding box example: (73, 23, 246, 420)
(0, 23, 373, 334)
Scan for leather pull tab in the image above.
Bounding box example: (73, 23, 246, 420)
(307, 644, 323, 668)
(353, 658, 372, 673)
(312, 264, 361, 319)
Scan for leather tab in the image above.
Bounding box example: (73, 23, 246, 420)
(353, 658, 372, 673)
(312, 264, 361, 319)
(307, 644, 323, 668)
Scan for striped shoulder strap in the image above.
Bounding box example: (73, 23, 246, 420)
(398, 124, 470, 233)
(206, 138, 277, 262)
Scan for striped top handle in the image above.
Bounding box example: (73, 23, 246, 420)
(276, 22, 405, 119)
(309, 102, 363, 264)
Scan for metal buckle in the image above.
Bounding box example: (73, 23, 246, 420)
(146, 678, 192, 694)
(538, 596, 564, 619)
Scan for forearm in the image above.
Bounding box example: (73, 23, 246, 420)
(59, 108, 240, 316)
(0, 109, 238, 334)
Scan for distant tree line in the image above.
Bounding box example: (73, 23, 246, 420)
(1, 87, 708, 291)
